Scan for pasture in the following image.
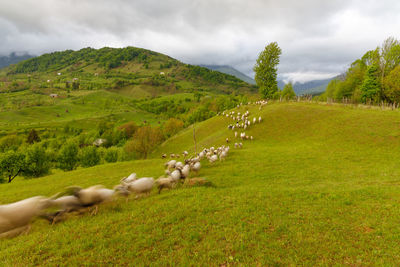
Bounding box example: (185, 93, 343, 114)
(1, 102, 400, 265)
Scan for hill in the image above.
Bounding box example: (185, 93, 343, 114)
(0, 47, 256, 133)
(0, 52, 34, 69)
(1, 102, 400, 265)
(201, 64, 256, 84)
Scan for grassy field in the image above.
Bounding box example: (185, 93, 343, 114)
(2, 102, 400, 265)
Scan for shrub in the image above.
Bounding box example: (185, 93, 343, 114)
(80, 146, 100, 167)
(104, 147, 119, 163)
(58, 141, 79, 171)
(23, 144, 51, 178)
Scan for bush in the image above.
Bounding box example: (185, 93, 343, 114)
(104, 147, 119, 163)
(58, 141, 79, 171)
(164, 118, 184, 138)
(80, 146, 100, 167)
(0, 150, 25, 183)
(26, 129, 41, 144)
(23, 144, 51, 178)
(0, 134, 23, 152)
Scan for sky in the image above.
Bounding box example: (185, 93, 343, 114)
(1, 0, 400, 83)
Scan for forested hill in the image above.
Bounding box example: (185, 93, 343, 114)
(2, 47, 255, 96)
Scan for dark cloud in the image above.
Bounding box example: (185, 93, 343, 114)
(1, 0, 400, 82)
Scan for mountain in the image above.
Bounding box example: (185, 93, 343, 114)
(277, 76, 341, 96)
(0, 52, 34, 69)
(1, 47, 255, 96)
(200, 65, 256, 84)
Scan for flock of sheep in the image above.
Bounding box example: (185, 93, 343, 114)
(0, 101, 266, 239)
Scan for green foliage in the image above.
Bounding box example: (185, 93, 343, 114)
(383, 65, 400, 102)
(58, 141, 79, 171)
(0, 150, 25, 183)
(164, 118, 184, 138)
(79, 146, 101, 167)
(361, 65, 380, 103)
(281, 83, 296, 99)
(254, 42, 282, 99)
(104, 147, 119, 163)
(125, 126, 163, 159)
(117, 121, 138, 139)
(23, 143, 51, 178)
(0, 134, 23, 152)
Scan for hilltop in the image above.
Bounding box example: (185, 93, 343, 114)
(1, 102, 400, 265)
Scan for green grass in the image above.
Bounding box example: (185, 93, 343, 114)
(2, 102, 400, 265)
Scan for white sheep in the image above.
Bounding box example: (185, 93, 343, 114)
(121, 173, 137, 184)
(0, 196, 55, 238)
(259, 116, 262, 123)
(209, 154, 218, 163)
(155, 177, 176, 194)
(191, 162, 201, 173)
(125, 177, 155, 197)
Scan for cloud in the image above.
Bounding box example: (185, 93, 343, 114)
(0, 0, 400, 82)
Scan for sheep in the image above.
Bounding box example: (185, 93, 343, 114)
(124, 177, 155, 197)
(239, 142, 243, 148)
(182, 151, 189, 157)
(121, 173, 137, 184)
(209, 154, 218, 163)
(69, 185, 116, 210)
(165, 160, 177, 170)
(170, 170, 181, 182)
(155, 177, 176, 194)
(219, 150, 227, 161)
(181, 164, 191, 179)
(259, 116, 262, 123)
(226, 138, 229, 143)
(175, 161, 184, 169)
(190, 162, 201, 173)
(161, 154, 167, 159)
(42, 195, 84, 224)
(234, 131, 238, 138)
(170, 153, 175, 158)
(234, 143, 238, 148)
(253, 117, 256, 123)
(250, 136, 254, 140)
(0, 196, 55, 238)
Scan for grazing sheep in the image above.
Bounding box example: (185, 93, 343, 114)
(234, 131, 238, 138)
(165, 160, 177, 170)
(170, 170, 181, 182)
(181, 164, 191, 178)
(259, 116, 262, 123)
(226, 138, 229, 143)
(175, 161, 184, 169)
(239, 142, 243, 148)
(190, 162, 201, 173)
(234, 143, 238, 148)
(170, 153, 175, 158)
(161, 154, 167, 159)
(0, 196, 55, 238)
(209, 154, 218, 163)
(250, 136, 254, 140)
(182, 151, 189, 157)
(219, 150, 227, 161)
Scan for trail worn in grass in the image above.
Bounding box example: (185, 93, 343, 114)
(1, 102, 400, 265)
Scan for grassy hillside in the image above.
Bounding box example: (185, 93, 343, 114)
(2, 102, 400, 265)
(201, 65, 256, 85)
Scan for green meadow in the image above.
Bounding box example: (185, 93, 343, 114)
(1, 102, 400, 265)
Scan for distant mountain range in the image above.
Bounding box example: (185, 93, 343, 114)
(0, 52, 34, 69)
(201, 64, 338, 95)
(200, 65, 256, 85)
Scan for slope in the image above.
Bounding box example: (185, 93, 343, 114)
(1, 102, 400, 265)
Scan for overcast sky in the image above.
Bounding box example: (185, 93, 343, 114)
(1, 0, 400, 83)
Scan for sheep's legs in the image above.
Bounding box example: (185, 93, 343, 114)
(0, 224, 31, 239)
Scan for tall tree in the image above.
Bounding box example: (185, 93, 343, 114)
(0, 151, 25, 183)
(254, 42, 282, 99)
(361, 65, 380, 103)
(281, 82, 296, 100)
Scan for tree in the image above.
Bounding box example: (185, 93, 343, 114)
(26, 129, 41, 144)
(23, 144, 50, 178)
(79, 146, 100, 167)
(281, 82, 296, 100)
(104, 147, 119, 163)
(383, 65, 400, 103)
(126, 126, 163, 159)
(0, 134, 23, 152)
(254, 42, 282, 99)
(0, 151, 25, 183)
(164, 118, 184, 138)
(360, 65, 380, 103)
(117, 121, 138, 139)
(58, 141, 79, 171)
